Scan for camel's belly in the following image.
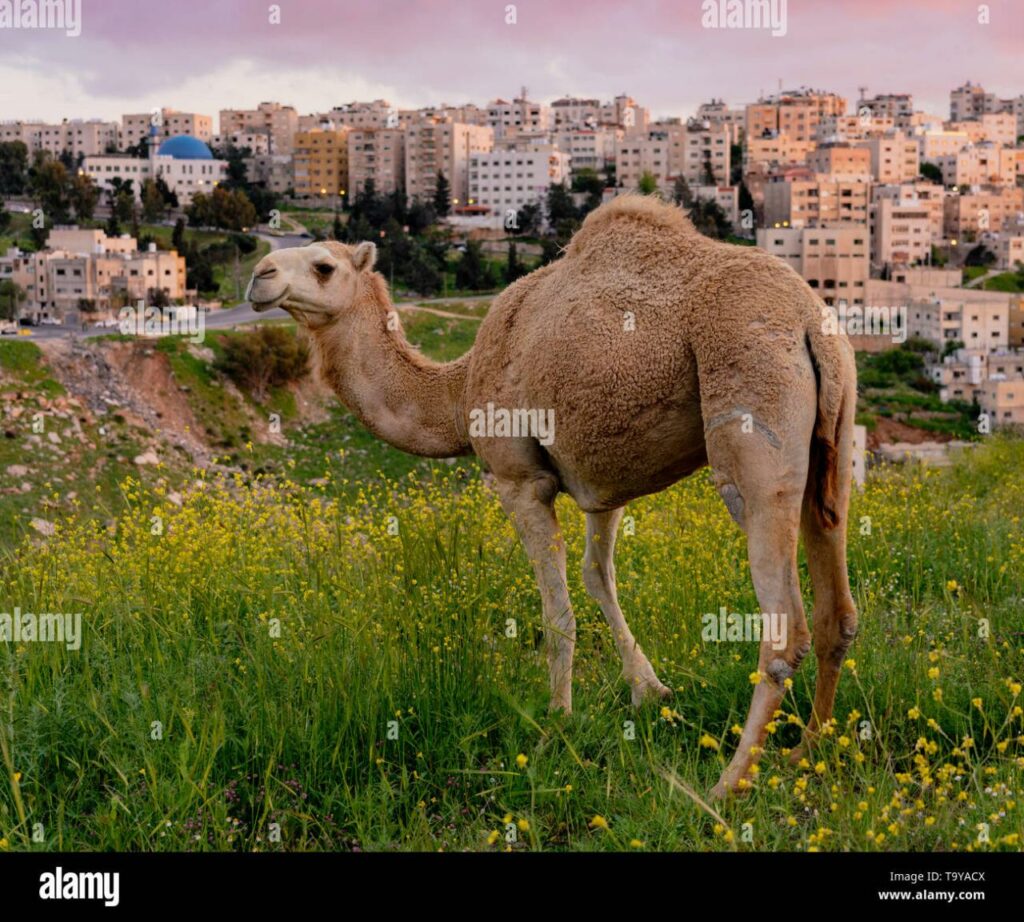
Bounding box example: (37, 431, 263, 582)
(547, 398, 708, 512)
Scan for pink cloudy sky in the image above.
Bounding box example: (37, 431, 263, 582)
(0, 0, 1020, 123)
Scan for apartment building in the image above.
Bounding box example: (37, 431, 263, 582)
(676, 120, 731, 186)
(816, 113, 895, 141)
(244, 153, 293, 194)
(756, 225, 869, 306)
(347, 128, 406, 197)
(695, 99, 746, 144)
(485, 95, 551, 139)
(0, 228, 186, 322)
(858, 93, 914, 127)
(746, 132, 815, 170)
(306, 100, 398, 132)
(979, 378, 1024, 426)
(872, 182, 946, 239)
(616, 133, 671, 191)
(928, 348, 1024, 403)
(404, 117, 493, 205)
(856, 132, 920, 183)
(745, 90, 846, 143)
(763, 174, 870, 227)
(918, 128, 972, 161)
(950, 81, 1007, 122)
(945, 112, 1017, 147)
(806, 143, 871, 181)
(994, 233, 1024, 271)
(935, 143, 1021, 188)
(870, 197, 932, 269)
(693, 184, 740, 225)
(0, 119, 120, 157)
(896, 284, 1012, 350)
(468, 143, 570, 222)
(943, 186, 1024, 237)
(121, 109, 213, 148)
(292, 127, 350, 199)
(219, 102, 299, 155)
(550, 127, 621, 174)
(550, 94, 648, 133)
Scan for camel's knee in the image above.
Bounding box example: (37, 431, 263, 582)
(766, 636, 812, 687)
(718, 482, 746, 530)
(816, 606, 858, 667)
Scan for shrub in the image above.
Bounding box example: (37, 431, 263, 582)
(215, 326, 309, 401)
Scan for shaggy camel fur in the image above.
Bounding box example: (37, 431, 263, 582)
(247, 195, 859, 798)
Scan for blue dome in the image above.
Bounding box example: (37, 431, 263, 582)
(157, 135, 213, 159)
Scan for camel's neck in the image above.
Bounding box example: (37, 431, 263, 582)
(309, 273, 472, 458)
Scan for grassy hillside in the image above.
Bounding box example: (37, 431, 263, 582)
(0, 324, 1021, 853)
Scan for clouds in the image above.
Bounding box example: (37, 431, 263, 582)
(0, 0, 1019, 121)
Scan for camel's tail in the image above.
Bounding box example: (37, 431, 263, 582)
(804, 316, 853, 530)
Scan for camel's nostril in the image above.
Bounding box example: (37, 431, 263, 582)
(256, 265, 278, 279)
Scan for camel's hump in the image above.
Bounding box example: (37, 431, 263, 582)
(565, 194, 699, 259)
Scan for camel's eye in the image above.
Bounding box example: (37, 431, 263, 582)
(314, 262, 335, 277)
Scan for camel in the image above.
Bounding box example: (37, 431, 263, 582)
(246, 195, 859, 799)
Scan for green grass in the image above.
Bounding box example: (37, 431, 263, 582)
(982, 272, 1024, 294)
(1, 330, 1022, 853)
(0, 212, 36, 253)
(1, 421, 1022, 851)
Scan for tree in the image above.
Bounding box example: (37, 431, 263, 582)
(141, 178, 166, 223)
(455, 239, 489, 290)
(28, 153, 71, 223)
(672, 175, 694, 209)
(433, 170, 451, 217)
(545, 183, 577, 228)
(0, 202, 10, 235)
(964, 243, 996, 267)
(920, 161, 943, 184)
(539, 237, 562, 266)
(171, 217, 186, 252)
(0, 280, 25, 321)
(701, 152, 716, 186)
(514, 202, 541, 237)
(0, 141, 29, 196)
(505, 241, 526, 284)
(331, 211, 344, 240)
(187, 186, 258, 231)
(572, 167, 603, 216)
(637, 171, 658, 195)
(215, 326, 310, 402)
(68, 172, 99, 222)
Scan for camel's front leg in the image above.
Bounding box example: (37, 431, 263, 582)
(496, 477, 576, 713)
(583, 509, 672, 706)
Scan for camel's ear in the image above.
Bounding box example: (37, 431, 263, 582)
(351, 241, 377, 272)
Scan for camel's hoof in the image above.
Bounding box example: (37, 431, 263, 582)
(708, 780, 730, 802)
(630, 678, 673, 708)
(709, 775, 752, 801)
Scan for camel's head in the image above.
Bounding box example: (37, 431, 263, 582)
(246, 240, 377, 328)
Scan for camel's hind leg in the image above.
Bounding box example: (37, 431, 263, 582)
(583, 509, 672, 707)
(495, 476, 576, 713)
(709, 473, 812, 799)
(701, 388, 816, 799)
(790, 421, 858, 761)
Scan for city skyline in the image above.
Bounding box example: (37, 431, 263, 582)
(0, 0, 1021, 123)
